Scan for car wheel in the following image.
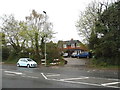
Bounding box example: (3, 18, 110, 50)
(17, 63, 20, 67)
(87, 56, 89, 58)
(27, 64, 30, 68)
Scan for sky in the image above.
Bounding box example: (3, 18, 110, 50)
(0, 0, 104, 42)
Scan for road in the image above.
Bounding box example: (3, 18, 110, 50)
(1, 58, 120, 88)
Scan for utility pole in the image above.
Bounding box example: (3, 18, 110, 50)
(43, 11, 47, 66)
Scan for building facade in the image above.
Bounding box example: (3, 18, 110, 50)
(58, 39, 88, 57)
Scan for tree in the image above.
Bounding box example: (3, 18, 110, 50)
(1, 15, 26, 54)
(94, 1, 120, 65)
(76, 1, 99, 43)
(25, 10, 54, 61)
(76, 0, 111, 44)
(76, 0, 119, 65)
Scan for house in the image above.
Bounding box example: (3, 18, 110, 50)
(58, 38, 88, 57)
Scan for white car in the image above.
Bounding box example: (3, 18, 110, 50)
(63, 53, 69, 58)
(17, 58, 37, 68)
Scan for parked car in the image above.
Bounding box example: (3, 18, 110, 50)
(17, 58, 37, 68)
(77, 52, 91, 58)
(63, 53, 69, 58)
(71, 52, 78, 58)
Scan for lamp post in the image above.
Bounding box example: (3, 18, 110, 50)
(43, 11, 47, 66)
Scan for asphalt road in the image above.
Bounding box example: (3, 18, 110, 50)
(1, 58, 120, 88)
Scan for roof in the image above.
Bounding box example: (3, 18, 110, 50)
(64, 39, 81, 45)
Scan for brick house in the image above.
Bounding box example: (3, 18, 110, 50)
(58, 39, 88, 57)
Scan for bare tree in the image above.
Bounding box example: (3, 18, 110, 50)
(76, 0, 113, 44)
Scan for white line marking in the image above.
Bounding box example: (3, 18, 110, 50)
(40, 73, 120, 88)
(60, 77, 89, 81)
(47, 73, 60, 75)
(41, 73, 47, 79)
(5, 74, 15, 76)
(48, 78, 120, 88)
(27, 76, 39, 79)
(47, 78, 102, 87)
(108, 79, 119, 81)
(46, 74, 60, 77)
(4, 71, 22, 75)
(101, 82, 120, 86)
(104, 85, 120, 88)
(21, 76, 26, 77)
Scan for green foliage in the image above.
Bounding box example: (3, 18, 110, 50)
(1, 10, 55, 63)
(77, 1, 120, 66)
(88, 31, 99, 50)
(46, 41, 62, 63)
(5, 50, 19, 63)
(2, 47, 10, 61)
(92, 1, 120, 66)
(76, 1, 99, 43)
(0, 32, 6, 46)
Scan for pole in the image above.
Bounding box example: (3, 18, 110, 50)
(45, 34, 46, 66)
(43, 11, 47, 66)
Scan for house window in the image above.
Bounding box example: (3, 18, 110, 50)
(63, 44, 67, 48)
(76, 43, 80, 47)
(71, 44, 75, 48)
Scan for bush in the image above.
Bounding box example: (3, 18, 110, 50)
(2, 47, 10, 61)
(46, 42, 62, 63)
(90, 57, 120, 67)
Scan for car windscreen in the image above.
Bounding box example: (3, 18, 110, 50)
(27, 59, 33, 61)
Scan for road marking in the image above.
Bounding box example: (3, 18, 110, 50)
(41, 73, 48, 79)
(4, 71, 22, 75)
(108, 79, 119, 81)
(40, 72, 120, 88)
(21, 76, 26, 77)
(101, 82, 120, 86)
(27, 76, 39, 79)
(5, 74, 16, 76)
(46, 74, 60, 77)
(60, 77, 89, 81)
(47, 78, 102, 87)
(103, 85, 120, 88)
(48, 78, 120, 88)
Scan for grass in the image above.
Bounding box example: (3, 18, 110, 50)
(86, 58, 120, 70)
(4, 59, 18, 64)
(88, 63, 120, 70)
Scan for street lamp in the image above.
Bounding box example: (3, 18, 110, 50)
(43, 11, 47, 66)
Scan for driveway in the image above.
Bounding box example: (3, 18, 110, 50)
(64, 58, 89, 67)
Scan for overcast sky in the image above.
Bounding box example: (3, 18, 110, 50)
(0, 0, 106, 42)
